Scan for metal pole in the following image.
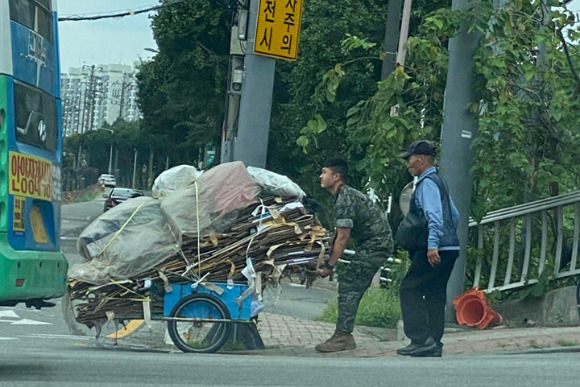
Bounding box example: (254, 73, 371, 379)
(132, 149, 138, 189)
(108, 144, 113, 175)
(439, 0, 480, 322)
(396, 0, 413, 66)
(233, 0, 276, 168)
(381, 0, 403, 79)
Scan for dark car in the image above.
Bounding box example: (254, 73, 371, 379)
(103, 188, 144, 212)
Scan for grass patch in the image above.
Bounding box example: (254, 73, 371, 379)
(64, 185, 103, 203)
(528, 339, 546, 349)
(556, 338, 579, 347)
(315, 286, 401, 329)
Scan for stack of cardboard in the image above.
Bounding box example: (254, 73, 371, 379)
(67, 163, 328, 325)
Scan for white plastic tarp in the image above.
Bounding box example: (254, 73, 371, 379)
(70, 197, 180, 284)
(151, 164, 203, 199)
(160, 161, 261, 240)
(246, 166, 306, 200)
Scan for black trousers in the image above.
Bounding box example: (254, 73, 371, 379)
(399, 249, 459, 344)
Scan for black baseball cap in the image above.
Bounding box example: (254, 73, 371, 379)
(400, 140, 436, 159)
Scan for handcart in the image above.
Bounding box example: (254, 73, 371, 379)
(63, 279, 257, 354)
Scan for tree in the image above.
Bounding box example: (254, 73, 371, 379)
(136, 0, 233, 168)
(296, 1, 580, 223)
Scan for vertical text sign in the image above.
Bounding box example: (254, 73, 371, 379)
(254, 0, 304, 61)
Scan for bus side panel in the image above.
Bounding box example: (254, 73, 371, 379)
(0, 235, 68, 303)
(0, 73, 67, 304)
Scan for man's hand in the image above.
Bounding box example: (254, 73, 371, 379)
(427, 248, 440, 267)
(317, 266, 333, 278)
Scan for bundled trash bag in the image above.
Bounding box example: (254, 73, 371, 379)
(247, 166, 306, 200)
(71, 197, 180, 284)
(151, 164, 203, 199)
(160, 161, 261, 241)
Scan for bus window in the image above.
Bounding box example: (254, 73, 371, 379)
(14, 80, 58, 151)
(9, 0, 54, 43)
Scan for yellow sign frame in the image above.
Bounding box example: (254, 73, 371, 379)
(9, 151, 53, 200)
(254, 0, 304, 61)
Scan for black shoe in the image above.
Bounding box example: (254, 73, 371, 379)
(411, 341, 443, 357)
(396, 337, 437, 356)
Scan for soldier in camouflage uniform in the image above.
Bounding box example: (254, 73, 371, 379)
(315, 158, 394, 352)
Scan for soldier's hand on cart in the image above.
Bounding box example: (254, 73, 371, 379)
(317, 260, 334, 278)
(317, 266, 333, 278)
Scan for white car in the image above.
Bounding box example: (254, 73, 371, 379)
(98, 174, 116, 187)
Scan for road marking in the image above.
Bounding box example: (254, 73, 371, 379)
(106, 319, 145, 339)
(0, 337, 18, 340)
(0, 310, 20, 319)
(10, 318, 51, 325)
(26, 334, 91, 340)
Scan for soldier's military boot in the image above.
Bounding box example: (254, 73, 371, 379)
(315, 331, 356, 352)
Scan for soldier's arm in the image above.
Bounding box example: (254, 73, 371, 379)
(328, 227, 351, 266)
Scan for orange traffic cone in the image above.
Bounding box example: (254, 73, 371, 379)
(453, 288, 502, 329)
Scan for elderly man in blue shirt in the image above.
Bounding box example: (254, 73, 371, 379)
(396, 140, 460, 357)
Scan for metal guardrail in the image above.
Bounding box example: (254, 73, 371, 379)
(469, 190, 580, 292)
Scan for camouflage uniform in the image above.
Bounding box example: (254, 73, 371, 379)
(334, 185, 394, 333)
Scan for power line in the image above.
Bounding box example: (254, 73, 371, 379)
(58, 0, 188, 22)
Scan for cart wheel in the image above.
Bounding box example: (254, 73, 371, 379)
(167, 293, 232, 353)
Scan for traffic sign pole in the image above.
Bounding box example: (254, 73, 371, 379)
(232, 0, 276, 168)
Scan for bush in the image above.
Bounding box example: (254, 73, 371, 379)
(315, 286, 401, 329)
(64, 184, 103, 203)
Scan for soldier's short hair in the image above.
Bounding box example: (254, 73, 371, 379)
(323, 157, 348, 182)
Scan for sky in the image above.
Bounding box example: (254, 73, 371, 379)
(57, 0, 158, 72)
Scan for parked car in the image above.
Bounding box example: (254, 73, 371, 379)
(103, 188, 144, 212)
(98, 174, 116, 187)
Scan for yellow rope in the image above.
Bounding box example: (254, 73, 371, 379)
(108, 278, 150, 302)
(195, 180, 201, 278)
(97, 201, 147, 257)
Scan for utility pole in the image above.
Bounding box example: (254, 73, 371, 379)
(221, 6, 245, 163)
(81, 64, 101, 133)
(117, 72, 133, 121)
(232, 0, 276, 168)
(439, 0, 480, 322)
(381, 0, 403, 79)
(132, 149, 138, 189)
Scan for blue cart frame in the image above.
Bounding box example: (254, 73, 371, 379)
(159, 282, 253, 353)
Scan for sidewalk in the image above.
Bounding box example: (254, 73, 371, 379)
(119, 310, 580, 357)
(246, 313, 580, 357)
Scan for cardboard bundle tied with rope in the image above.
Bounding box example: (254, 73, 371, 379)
(67, 162, 329, 325)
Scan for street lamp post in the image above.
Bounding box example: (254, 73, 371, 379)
(132, 149, 138, 189)
(97, 128, 114, 175)
(107, 144, 113, 175)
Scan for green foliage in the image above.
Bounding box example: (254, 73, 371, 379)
(518, 263, 554, 301)
(316, 286, 402, 329)
(135, 0, 230, 168)
(289, 1, 580, 267)
(267, 0, 389, 194)
(471, 1, 580, 213)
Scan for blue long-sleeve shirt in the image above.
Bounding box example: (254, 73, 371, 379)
(414, 167, 460, 250)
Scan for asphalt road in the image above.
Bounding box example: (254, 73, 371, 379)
(2, 322, 580, 387)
